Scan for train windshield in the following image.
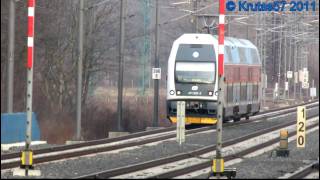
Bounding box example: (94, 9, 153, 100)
(175, 62, 215, 84)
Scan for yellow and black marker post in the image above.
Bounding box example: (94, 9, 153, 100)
(276, 129, 290, 157)
(20, 149, 34, 176)
(212, 159, 224, 175)
(211, 158, 237, 179)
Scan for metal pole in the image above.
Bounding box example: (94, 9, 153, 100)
(278, 17, 282, 99)
(293, 14, 297, 100)
(283, 26, 287, 99)
(299, 53, 302, 100)
(294, 43, 297, 100)
(26, 0, 36, 148)
(153, 0, 159, 127)
(23, 4, 36, 176)
(117, 0, 126, 131)
(288, 21, 292, 99)
(272, 13, 276, 79)
(7, 0, 15, 113)
(26, 69, 33, 150)
(259, 9, 268, 106)
(214, 0, 225, 178)
(76, 0, 84, 140)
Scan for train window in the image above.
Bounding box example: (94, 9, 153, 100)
(175, 62, 215, 84)
(225, 46, 232, 63)
(251, 49, 260, 64)
(252, 84, 259, 100)
(240, 84, 247, 101)
(247, 84, 252, 102)
(230, 46, 240, 63)
(190, 44, 203, 48)
(227, 85, 233, 103)
(238, 48, 247, 63)
(176, 44, 216, 62)
(233, 84, 240, 103)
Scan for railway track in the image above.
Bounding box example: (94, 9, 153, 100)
(2, 100, 314, 160)
(73, 105, 319, 179)
(1, 100, 318, 172)
(287, 161, 319, 179)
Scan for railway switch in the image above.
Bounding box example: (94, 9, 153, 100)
(276, 129, 290, 157)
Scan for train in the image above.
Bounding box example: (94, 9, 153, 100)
(166, 34, 262, 124)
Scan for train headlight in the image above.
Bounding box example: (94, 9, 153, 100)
(169, 90, 175, 95)
(215, 91, 219, 96)
(176, 90, 181, 95)
(208, 91, 213, 96)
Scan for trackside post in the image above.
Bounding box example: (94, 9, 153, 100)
(13, 0, 41, 177)
(210, 0, 236, 178)
(297, 106, 306, 148)
(176, 101, 185, 145)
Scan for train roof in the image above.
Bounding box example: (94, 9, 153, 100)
(212, 35, 260, 65)
(212, 35, 257, 49)
(174, 34, 261, 65)
(175, 34, 258, 49)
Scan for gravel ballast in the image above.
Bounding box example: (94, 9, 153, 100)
(1, 107, 318, 179)
(192, 129, 319, 179)
(233, 130, 319, 179)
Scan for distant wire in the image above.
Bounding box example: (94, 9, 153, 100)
(162, 1, 218, 25)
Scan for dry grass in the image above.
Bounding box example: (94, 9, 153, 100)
(39, 112, 75, 144)
(12, 86, 171, 144)
(81, 87, 171, 140)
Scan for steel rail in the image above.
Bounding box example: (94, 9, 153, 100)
(287, 161, 319, 179)
(152, 122, 319, 179)
(73, 108, 319, 179)
(2, 100, 317, 161)
(1, 100, 318, 170)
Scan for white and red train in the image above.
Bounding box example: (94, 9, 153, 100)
(166, 34, 262, 124)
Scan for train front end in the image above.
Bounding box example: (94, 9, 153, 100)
(166, 34, 218, 124)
